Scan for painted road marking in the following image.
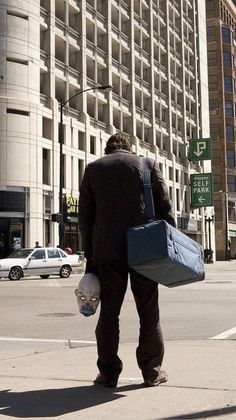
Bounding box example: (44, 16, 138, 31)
(0, 337, 96, 345)
(209, 326, 236, 340)
(0, 278, 62, 287)
(47, 279, 61, 287)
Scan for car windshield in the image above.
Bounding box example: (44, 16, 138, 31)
(8, 249, 34, 259)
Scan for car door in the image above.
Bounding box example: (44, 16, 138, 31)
(46, 248, 63, 274)
(25, 248, 47, 276)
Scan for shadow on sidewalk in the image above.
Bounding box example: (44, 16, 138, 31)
(160, 405, 236, 419)
(0, 384, 143, 418)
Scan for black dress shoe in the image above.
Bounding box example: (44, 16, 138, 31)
(144, 370, 168, 387)
(93, 373, 118, 388)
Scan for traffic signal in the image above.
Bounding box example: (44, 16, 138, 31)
(63, 201, 71, 223)
(51, 213, 62, 223)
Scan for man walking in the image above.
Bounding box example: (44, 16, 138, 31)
(79, 133, 175, 388)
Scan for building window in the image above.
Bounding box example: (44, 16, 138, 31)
(229, 201, 236, 222)
(7, 109, 29, 116)
(206, 0, 215, 18)
(78, 131, 85, 151)
(212, 148, 221, 165)
(175, 169, 179, 183)
(78, 159, 84, 188)
(228, 175, 236, 192)
(0, 191, 25, 212)
(226, 125, 234, 142)
(169, 186, 173, 202)
(209, 99, 219, 115)
(42, 148, 50, 185)
(42, 117, 52, 140)
(45, 219, 51, 247)
(208, 50, 217, 66)
(207, 26, 216, 42)
(224, 76, 233, 93)
(90, 135, 96, 154)
(184, 191, 188, 213)
(213, 175, 221, 192)
(208, 75, 218, 91)
(176, 189, 180, 212)
(225, 100, 234, 117)
(210, 123, 221, 140)
(7, 57, 28, 65)
(227, 150, 235, 167)
(222, 26, 231, 44)
(44, 194, 51, 214)
(223, 51, 232, 68)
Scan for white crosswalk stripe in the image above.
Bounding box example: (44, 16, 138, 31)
(209, 326, 236, 340)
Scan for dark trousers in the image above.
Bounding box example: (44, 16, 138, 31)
(95, 260, 164, 381)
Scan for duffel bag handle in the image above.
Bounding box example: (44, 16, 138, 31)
(140, 157, 156, 222)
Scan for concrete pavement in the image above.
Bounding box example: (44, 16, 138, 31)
(0, 262, 236, 419)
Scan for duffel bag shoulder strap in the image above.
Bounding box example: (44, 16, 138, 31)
(140, 157, 156, 222)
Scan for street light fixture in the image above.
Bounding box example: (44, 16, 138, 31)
(58, 84, 113, 249)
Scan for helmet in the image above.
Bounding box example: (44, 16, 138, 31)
(64, 247, 72, 255)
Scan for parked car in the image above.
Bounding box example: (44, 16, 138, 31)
(0, 247, 83, 281)
(75, 251, 86, 272)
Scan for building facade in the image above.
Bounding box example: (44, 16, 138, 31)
(206, 0, 236, 260)
(0, 0, 212, 257)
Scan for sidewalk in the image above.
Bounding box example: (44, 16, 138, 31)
(1, 339, 236, 419)
(1, 262, 236, 420)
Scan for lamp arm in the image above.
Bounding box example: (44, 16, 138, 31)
(61, 85, 111, 108)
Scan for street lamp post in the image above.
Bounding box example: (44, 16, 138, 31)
(218, 190, 229, 261)
(58, 84, 112, 249)
(224, 191, 229, 261)
(205, 215, 214, 252)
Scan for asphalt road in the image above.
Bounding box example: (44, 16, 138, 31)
(0, 262, 235, 359)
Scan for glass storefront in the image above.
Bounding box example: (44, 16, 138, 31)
(0, 218, 24, 258)
(64, 195, 82, 253)
(0, 191, 26, 258)
(64, 222, 82, 252)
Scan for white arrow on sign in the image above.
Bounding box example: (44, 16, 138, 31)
(198, 196, 206, 204)
(194, 142, 206, 157)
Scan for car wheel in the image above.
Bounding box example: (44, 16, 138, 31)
(40, 275, 50, 279)
(9, 266, 22, 281)
(59, 265, 71, 278)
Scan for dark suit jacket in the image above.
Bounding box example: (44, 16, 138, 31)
(79, 150, 175, 266)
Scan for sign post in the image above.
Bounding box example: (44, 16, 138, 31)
(189, 138, 212, 161)
(190, 173, 213, 208)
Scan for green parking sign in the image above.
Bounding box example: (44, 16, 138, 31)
(190, 173, 213, 208)
(189, 138, 212, 161)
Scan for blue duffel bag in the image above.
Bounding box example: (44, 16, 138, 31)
(127, 158, 205, 287)
(127, 219, 205, 287)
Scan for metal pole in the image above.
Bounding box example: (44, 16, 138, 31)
(59, 98, 64, 249)
(208, 218, 211, 251)
(57, 85, 112, 248)
(225, 191, 229, 260)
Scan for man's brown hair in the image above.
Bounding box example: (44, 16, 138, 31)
(104, 133, 132, 154)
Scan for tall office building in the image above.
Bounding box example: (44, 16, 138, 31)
(206, 0, 236, 260)
(0, 0, 211, 257)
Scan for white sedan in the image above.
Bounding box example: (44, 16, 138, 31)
(0, 247, 83, 281)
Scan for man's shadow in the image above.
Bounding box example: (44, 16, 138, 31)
(0, 383, 142, 418)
